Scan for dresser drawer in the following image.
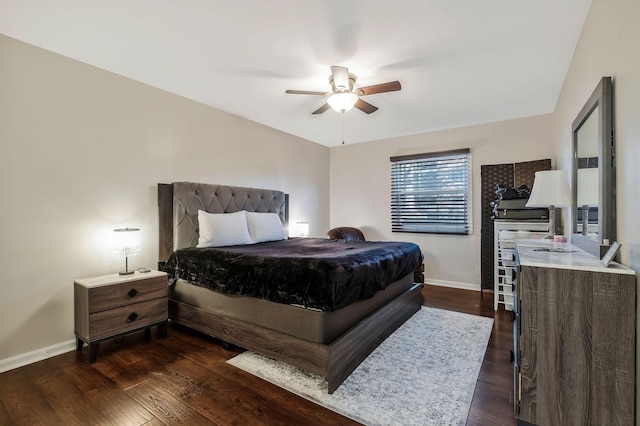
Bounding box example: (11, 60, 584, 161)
(88, 298, 168, 340)
(88, 275, 167, 313)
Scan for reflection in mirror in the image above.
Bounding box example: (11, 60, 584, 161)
(575, 106, 599, 240)
(571, 76, 615, 258)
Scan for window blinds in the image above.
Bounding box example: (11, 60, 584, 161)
(390, 148, 471, 235)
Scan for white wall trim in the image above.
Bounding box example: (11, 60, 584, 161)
(0, 339, 76, 374)
(425, 279, 481, 292)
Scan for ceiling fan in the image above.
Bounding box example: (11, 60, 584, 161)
(285, 66, 401, 114)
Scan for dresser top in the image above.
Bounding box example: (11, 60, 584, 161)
(75, 270, 167, 288)
(516, 239, 635, 275)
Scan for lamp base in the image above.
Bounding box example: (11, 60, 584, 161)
(542, 205, 556, 240)
(118, 256, 134, 276)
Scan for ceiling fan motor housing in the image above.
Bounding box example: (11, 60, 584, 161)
(329, 73, 356, 92)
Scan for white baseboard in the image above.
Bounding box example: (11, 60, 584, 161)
(425, 279, 481, 292)
(0, 339, 76, 374)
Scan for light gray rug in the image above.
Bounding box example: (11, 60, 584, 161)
(227, 307, 493, 426)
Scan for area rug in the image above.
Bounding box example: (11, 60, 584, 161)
(227, 307, 493, 426)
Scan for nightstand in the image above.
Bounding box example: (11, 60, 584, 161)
(74, 270, 168, 363)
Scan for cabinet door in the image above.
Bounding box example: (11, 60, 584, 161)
(518, 265, 635, 425)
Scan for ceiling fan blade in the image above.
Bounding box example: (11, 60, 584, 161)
(286, 89, 327, 95)
(312, 103, 331, 114)
(354, 99, 378, 114)
(357, 81, 401, 96)
(331, 66, 350, 90)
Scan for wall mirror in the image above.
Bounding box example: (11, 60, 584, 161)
(571, 76, 615, 257)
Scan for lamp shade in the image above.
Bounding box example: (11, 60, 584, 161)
(289, 221, 309, 237)
(526, 170, 571, 207)
(577, 168, 599, 206)
(113, 227, 141, 257)
(327, 91, 358, 112)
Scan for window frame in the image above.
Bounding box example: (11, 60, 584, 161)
(390, 148, 472, 235)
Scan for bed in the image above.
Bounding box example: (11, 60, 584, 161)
(158, 182, 423, 393)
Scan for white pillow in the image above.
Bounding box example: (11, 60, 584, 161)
(246, 212, 287, 243)
(197, 210, 253, 248)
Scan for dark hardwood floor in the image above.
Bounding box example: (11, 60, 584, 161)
(0, 285, 515, 425)
(422, 285, 516, 426)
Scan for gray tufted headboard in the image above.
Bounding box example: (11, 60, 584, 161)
(158, 182, 289, 262)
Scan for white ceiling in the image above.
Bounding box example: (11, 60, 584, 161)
(0, 0, 592, 147)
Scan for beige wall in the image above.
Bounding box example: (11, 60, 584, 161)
(550, 0, 640, 419)
(0, 35, 330, 362)
(329, 115, 555, 289)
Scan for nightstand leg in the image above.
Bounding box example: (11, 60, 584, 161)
(76, 337, 84, 351)
(158, 321, 168, 338)
(143, 327, 151, 341)
(89, 343, 100, 363)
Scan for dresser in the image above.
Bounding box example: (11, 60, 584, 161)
(74, 270, 168, 362)
(513, 240, 636, 425)
(493, 220, 548, 311)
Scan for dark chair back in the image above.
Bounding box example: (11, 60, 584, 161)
(327, 227, 366, 242)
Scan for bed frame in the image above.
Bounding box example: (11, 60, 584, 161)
(158, 182, 422, 393)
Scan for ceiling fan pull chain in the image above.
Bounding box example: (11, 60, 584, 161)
(342, 111, 345, 145)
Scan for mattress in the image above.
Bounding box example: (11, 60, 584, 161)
(170, 273, 415, 344)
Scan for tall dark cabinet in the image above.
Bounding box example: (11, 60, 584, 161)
(480, 159, 551, 290)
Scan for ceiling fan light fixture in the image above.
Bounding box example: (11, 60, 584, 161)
(327, 91, 358, 112)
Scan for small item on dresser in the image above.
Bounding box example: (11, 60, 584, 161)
(553, 235, 567, 243)
(600, 241, 621, 267)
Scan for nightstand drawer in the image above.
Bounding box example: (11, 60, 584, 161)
(88, 275, 167, 313)
(88, 298, 168, 340)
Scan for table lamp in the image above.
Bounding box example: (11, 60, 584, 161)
(526, 170, 571, 239)
(290, 221, 309, 237)
(113, 227, 140, 275)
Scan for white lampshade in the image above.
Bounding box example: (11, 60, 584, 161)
(577, 168, 599, 206)
(113, 227, 141, 257)
(327, 91, 358, 112)
(526, 170, 571, 208)
(290, 221, 309, 237)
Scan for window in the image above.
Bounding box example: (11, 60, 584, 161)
(390, 148, 472, 235)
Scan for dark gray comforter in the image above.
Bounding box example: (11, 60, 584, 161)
(162, 237, 423, 311)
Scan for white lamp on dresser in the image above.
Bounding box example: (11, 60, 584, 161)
(525, 170, 571, 239)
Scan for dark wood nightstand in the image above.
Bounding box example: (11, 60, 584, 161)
(74, 270, 168, 363)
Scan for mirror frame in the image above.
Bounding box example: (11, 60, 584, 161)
(571, 76, 615, 257)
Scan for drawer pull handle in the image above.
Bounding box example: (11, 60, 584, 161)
(128, 312, 139, 322)
(128, 289, 138, 298)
